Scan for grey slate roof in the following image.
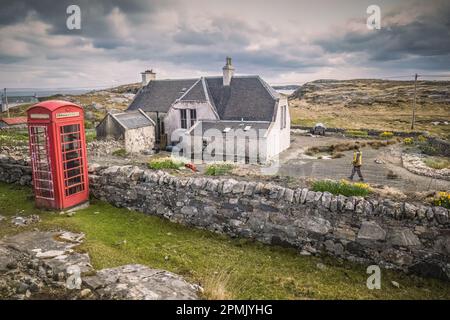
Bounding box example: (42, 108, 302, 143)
(128, 79, 198, 113)
(112, 110, 154, 129)
(179, 79, 206, 101)
(127, 76, 280, 122)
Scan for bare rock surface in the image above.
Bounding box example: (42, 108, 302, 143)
(0, 231, 200, 300)
(84, 264, 199, 300)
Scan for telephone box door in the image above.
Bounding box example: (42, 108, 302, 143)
(28, 124, 56, 208)
(57, 122, 88, 208)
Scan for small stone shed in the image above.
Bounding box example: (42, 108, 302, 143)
(96, 109, 155, 153)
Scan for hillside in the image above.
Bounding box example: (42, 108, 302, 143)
(289, 79, 450, 139)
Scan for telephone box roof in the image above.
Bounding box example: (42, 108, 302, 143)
(27, 100, 82, 112)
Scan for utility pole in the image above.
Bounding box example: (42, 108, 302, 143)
(3, 88, 10, 118)
(411, 73, 418, 130)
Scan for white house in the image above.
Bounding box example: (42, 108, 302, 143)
(126, 57, 290, 162)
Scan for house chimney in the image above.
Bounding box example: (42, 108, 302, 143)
(222, 57, 234, 86)
(141, 69, 156, 86)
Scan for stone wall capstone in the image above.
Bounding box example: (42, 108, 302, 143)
(0, 155, 449, 281)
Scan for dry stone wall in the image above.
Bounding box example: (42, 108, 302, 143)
(0, 155, 449, 281)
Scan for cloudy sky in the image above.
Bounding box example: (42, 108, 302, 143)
(0, 0, 449, 88)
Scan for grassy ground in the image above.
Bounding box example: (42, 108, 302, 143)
(0, 182, 449, 300)
(289, 103, 450, 139)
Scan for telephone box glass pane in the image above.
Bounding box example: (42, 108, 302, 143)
(60, 124, 85, 197)
(29, 126, 55, 200)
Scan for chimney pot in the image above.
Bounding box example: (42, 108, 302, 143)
(141, 69, 156, 86)
(222, 57, 235, 86)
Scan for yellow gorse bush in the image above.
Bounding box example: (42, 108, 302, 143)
(403, 137, 414, 145)
(380, 131, 394, 139)
(339, 179, 371, 190)
(434, 191, 450, 209)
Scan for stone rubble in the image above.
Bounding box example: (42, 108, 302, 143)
(402, 153, 450, 181)
(0, 231, 200, 300)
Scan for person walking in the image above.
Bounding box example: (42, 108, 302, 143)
(349, 144, 364, 181)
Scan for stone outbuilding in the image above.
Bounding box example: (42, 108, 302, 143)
(96, 109, 155, 154)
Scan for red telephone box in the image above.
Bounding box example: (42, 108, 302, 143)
(27, 100, 89, 210)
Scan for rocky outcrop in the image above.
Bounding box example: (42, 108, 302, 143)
(290, 79, 450, 107)
(0, 231, 200, 300)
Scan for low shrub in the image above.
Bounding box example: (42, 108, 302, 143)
(419, 144, 439, 156)
(85, 130, 96, 143)
(417, 135, 427, 143)
(379, 131, 394, 139)
(344, 130, 368, 138)
(112, 148, 128, 157)
(433, 191, 450, 209)
(205, 163, 234, 176)
(148, 158, 185, 170)
(403, 137, 414, 145)
(423, 157, 450, 170)
(312, 179, 371, 197)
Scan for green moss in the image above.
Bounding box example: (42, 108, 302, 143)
(112, 148, 128, 157)
(0, 182, 449, 300)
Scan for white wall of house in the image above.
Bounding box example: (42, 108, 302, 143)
(266, 97, 291, 160)
(164, 101, 218, 143)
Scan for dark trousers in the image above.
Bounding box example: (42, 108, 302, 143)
(350, 165, 364, 180)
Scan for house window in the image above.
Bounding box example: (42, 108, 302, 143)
(180, 109, 187, 129)
(280, 106, 286, 129)
(190, 109, 197, 127)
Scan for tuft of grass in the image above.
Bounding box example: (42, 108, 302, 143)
(205, 163, 235, 176)
(112, 148, 128, 157)
(148, 157, 185, 170)
(312, 179, 371, 197)
(202, 270, 234, 300)
(0, 182, 449, 299)
(423, 157, 450, 170)
(85, 130, 96, 143)
(344, 130, 368, 138)
(0, 130, 29, 146)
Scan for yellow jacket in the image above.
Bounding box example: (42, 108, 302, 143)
(353, 150, 362, 166)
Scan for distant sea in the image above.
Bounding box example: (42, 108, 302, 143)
(5, 88, 96, 98)
(276, 89, 296, 95)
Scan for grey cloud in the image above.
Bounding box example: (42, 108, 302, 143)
(315, 1, 450, 68)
